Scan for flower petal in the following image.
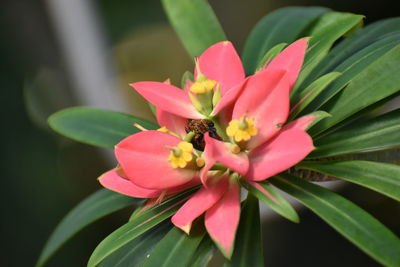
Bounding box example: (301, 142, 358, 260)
(98, 169, 162, 198)
(156, 108, 188, 137)
(232, 69, 291, 149)
(246, 127, 314, 181)
(131, 81, 204, 119)
(205, 180, 241, 259)
(211, 80, 245, 117)
(116, 131, 197, 190)
(171, 176, 228, 234)
(264, 38, 308, 89)
(198, 41, 245, 95)
(284, 114, 318, 131)
(201, 133, 249, 185)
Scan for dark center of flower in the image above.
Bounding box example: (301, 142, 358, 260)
(185, 119, 221, 150)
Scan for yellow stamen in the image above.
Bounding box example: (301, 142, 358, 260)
(230, 144, 241, 154)
(196, 158, 205, 167)
(189, 79, 217, 95)
(226, 117, 258, 142)
(168, 141, 194, 168)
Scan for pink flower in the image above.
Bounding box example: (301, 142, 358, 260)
(200, 38, 316, 182)
(171, 39, 319, 257)
(99, 130, 204, 196)
(99, 38, 320, 259)
(130, 41, 246, 126)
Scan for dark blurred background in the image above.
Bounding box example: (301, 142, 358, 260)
(0, 0, 398, 266)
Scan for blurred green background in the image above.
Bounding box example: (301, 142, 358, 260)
(0, 0, 398, 266)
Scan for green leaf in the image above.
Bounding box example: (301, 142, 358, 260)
(289, 72, 341, 119)
(48, 107, 158, 148)
(293, 12, 364, 93)
(301, 32, 400, 114)
(88, 187, 198, 267)
(161, 0, 226, 57)
(98, 221, 172, 267)
(310, 109, 400, 157)
(37, 189, 138, 267)
(225, 194, 264, 267)
(255, 42, 287, 72)
(298, 160, 400, 202)
(142, 225, 206, 267)
(242, 6, 329, 74)
(309, 45, 400, 136)
(305, 17, 400, 83)
(189, 236, 216, 267)
(270, 174, 400, 267)
(241, 180, 299, 223)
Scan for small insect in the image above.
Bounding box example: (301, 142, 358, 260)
(185, 119, 221, 150)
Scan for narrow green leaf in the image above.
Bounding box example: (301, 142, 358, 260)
(88, 187, 198, 267)
(298, 160, 400, 201)
(302, 32, 400, 114)
(161, 0, 226, 57)
(48, 107, 158, 148)
(310, 109, 400, 157)
(189, 236, 216, 267)
(305, 17, 400, 83)
(225, 194, 264, 267)
(241, 180, 299, 223)
(242, 6, 329, 74)
(310, 45, 400, 136)
(337, 149, 400, 164)
(98, 221, 172, 267)
(142, 225, 205, 267)
(293, 12, 364, 92)
(271, 174, 400, 267)
(37, 189, 139, 267)
(255, 42, 287, 72)
(290, 72, 341, 119)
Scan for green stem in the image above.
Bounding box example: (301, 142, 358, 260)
(210, 163, 228, 171)
(184, 131, 196, 142)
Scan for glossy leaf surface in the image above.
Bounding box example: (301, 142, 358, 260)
(37, 189, 138, 267)
(298, 160, 400, 201)
(48, 107, 158, 148)
(271, 174, 400, 267)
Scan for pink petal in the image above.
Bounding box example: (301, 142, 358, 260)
(246, 127, 314, 181)
(264, 38, 308, 89)
(284, 114, 317, 131)
(98, 169, 162, 198)
(204, 133, 249, 175)
(200, 133, 249, 186)
(198, 41, 245, 95)
(205, 180, 241, 258)
(156, 108, 188, 137)
(232, 69, 291, 149)
(211, 80, 245, 117)
(171, 176, 228, 234)
(131, 81, 204, 119)
(116, 131, 197, 190)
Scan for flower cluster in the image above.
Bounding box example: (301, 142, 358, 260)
(99, 39, 318, 258)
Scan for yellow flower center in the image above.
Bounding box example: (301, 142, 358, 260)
(189, 75, 217, 94)
(226, 117, 258, 142)
(168, 141, 194, 168)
